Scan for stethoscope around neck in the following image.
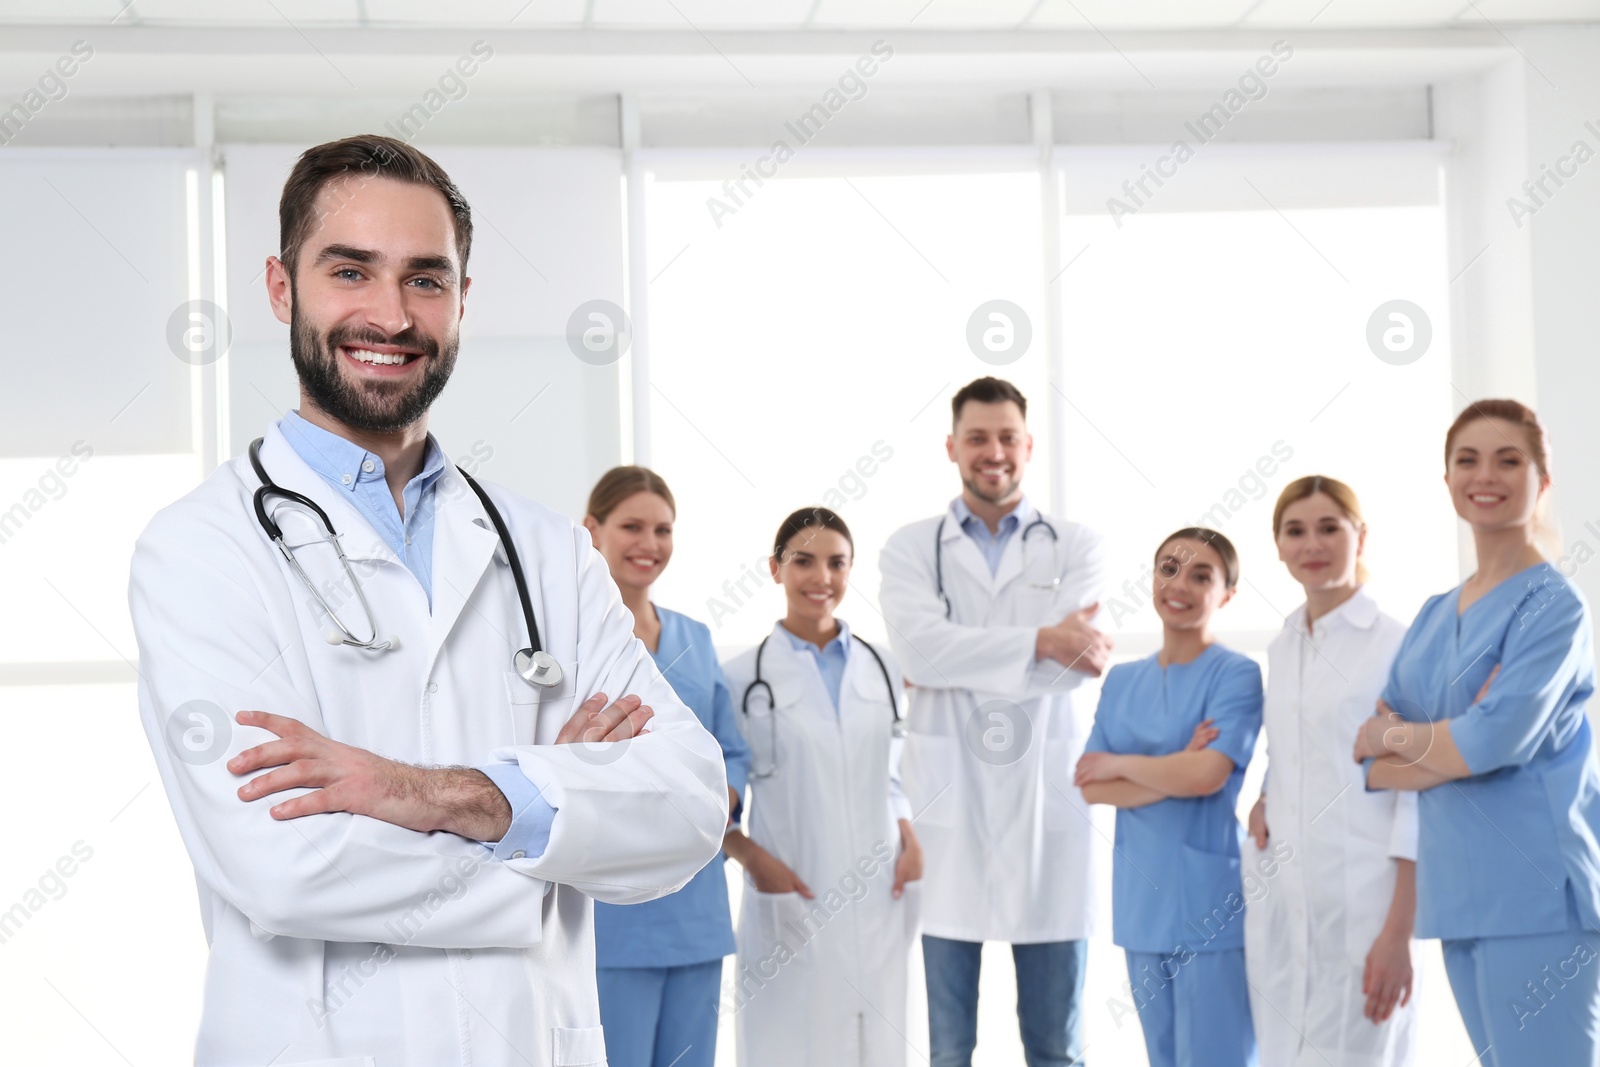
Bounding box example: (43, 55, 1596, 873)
(934, 512, 1062, 618)
(247, 437, 563, 688)
(740, 628, 905, 780)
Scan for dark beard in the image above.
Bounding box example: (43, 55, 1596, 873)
(290, 306, 457, 434)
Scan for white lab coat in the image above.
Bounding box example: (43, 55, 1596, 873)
(129, 423, 728, 1067)
(1243, 588, 1418, 1067)
(878, 503, 1104, 944)
(721, 623, 919, 1067)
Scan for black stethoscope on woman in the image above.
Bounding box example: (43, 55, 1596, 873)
(740, 629, 905, 780)
(247, 437, 563, 688)
(933, 513, 1062, 618)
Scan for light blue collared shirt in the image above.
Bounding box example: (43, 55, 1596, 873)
(951, 495, 1028, 576)
(279, 409, 446, 605)
(278, 410, 557, 860)
(781, 619, 851, 714)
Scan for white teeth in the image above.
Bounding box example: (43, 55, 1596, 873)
(1164, 600, 1190, 609)
(348, 348, 411, 366)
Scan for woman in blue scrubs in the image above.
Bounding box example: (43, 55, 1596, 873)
(582, 467, 752, 1067)
(1076, 527, 1262, 1067)
(1356, 400, 1600, 1066)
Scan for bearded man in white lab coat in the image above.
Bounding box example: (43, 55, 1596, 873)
(879, 377, 1111, 1067)
(130, 135, 728, 1067)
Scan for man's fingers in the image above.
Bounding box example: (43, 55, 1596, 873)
(595, 706, 654, 743)
(234, 709, 310, 739)
(266, 787, 345, 821)
(229, 738, 312, 776)
(239, 760, 327, 801)
(794, 878, 815, 900)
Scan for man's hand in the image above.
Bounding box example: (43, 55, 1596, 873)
(228, 710, 512, 841)
(555, 691, 654, 744)
(1036, 604, 1113, 677)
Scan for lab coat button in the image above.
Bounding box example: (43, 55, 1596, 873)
(462, 949, 473, 960)
(426, 682, 438, 694)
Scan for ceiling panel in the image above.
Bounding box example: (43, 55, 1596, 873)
(589, 0, 816, 28)
(811, 0, 1040, 28)
(367, 0, 588, 26)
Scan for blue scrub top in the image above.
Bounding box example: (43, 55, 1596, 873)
(1379, 561, 1600, 941)
(1084, 643, 1263, 954)
(593, 606, 752, 968)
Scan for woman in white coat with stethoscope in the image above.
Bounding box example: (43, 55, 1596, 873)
(1243, 475, 1419, 1066)
(721, 506, 923, 1067)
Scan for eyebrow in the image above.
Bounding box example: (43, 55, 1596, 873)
(313, 243, 458, 281)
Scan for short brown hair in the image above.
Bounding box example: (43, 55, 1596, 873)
(278, 134, 474, 281)
(586, 466, 675, 524)
(1157, 527, 1240, 589)
(952, 377, 1028, 427)
(773, 506, 853, 562)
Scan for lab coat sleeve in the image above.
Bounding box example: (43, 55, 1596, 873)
(130, 504, 555, 949)
(1450, 582, 1594, 776)
(484, 526, 728, 904)
(708, 653, 752, 820)
(1023, 524, 1109, 698)
(878, 522, 1103, 698)
(1387, 790, 1419, 862)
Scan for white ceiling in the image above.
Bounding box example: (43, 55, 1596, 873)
(0, 0, 1597, 30)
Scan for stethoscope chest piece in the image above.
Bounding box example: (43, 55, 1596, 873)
(516, 648, 563, 688)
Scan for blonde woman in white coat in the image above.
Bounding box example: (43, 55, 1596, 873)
(1244, 475, 1418, 1067)
(722, 506, 923, 1067)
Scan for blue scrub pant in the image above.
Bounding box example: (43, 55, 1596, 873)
(923, 934, 1087, 1067)
(1443, 920, 1600, 1066)
(596, 960, 722, 1067)
(1123, 948, 1256, 1067)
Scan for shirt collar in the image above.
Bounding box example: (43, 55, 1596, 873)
(280, 409, 447, 495)
(950, 495, 1030, 536)
(779, 618, 851, 656)
(1289, 585, 1380, 634)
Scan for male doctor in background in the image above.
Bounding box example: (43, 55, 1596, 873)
(879, 377, 1111, 1067)
(130, 135, 727, 1067)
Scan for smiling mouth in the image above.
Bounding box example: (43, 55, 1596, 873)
(342, 345, 422, 367)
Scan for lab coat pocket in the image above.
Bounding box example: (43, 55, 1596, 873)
(904, 735, 959, 829)
(742, 888, 815, 965)
(503, 671, 542, 745)
(1179, 844, 1246, 952)
(552, 1025, 609, 1065)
